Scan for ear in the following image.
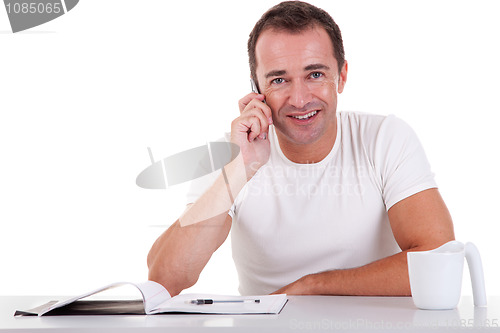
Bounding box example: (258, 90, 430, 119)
(337, 60, 348, 94)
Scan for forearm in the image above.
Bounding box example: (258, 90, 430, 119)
(276, 247, 431, 296)
(178, 153, 247, 227)
(147, 155, 248, 296)
(307, 250, 412, 296)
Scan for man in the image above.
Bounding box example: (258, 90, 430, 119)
(147, 1, 454, 297)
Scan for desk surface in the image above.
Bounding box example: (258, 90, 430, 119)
(1, 295, 499, 332)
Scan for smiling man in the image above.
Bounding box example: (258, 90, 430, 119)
(147, 1, 455, 297)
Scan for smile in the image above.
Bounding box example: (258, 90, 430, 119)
(291, 110, 318, 120)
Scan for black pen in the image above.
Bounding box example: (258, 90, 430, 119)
(186, 299, 260, 305)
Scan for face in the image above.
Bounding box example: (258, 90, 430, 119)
(255, 26, 347, 151)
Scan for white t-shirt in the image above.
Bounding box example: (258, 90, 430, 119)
(187, 111, 437, 295)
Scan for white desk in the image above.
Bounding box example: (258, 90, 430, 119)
(1, 295, 499, 332)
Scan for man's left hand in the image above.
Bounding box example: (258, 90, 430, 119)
(271, 275, 314, 295)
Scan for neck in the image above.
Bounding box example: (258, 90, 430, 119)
(276, 120, 337, 164)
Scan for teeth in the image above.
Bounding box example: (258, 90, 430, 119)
(292, 111, 317, 120)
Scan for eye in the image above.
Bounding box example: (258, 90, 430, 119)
(271, 78, 285, 85)
(310, 72, 323, 79)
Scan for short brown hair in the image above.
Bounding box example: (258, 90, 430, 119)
(248, 1, 345, 90)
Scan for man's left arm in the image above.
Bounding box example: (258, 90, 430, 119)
(272, 188, 455, 296)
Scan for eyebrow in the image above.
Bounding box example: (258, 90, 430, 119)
(265, 70, 286, 79)
(264, 64, 331, 79)
(304, 63, 330, 71)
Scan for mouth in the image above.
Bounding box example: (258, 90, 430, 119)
(288, 110, 319, 122)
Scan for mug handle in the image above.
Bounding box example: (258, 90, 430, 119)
(465, 242, 487, 307)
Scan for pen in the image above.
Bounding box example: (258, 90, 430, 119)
(186, 299, 260, 305)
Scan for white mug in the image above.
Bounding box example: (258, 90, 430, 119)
(407, 241, 487, 310)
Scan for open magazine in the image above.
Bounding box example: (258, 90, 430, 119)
(14, 281, 288, 316)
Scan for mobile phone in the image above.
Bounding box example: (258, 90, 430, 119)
(250, 78, 271, 132)
(250, 78, 260, 94)
(250, 78, 266, 105)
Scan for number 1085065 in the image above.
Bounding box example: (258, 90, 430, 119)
(5, 2, 62, 14)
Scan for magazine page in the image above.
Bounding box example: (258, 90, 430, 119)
(151, 293, 288, 315)
(14, 282, 287, 316)
(136, 281, 171, 314)
(14, 281, 170, 316)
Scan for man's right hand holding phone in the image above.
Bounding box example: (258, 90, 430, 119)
(231, 92, 273, 180)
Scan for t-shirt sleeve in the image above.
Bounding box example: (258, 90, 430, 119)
(372, 115, 437, 211)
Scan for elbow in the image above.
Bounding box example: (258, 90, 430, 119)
(147, 247, 157, 271)
(147, 256, 199, 297)
(148, 267, 199, 297)
(411, 236, 456, 253)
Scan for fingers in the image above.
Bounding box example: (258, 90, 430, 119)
(238, 93, 265, 113)
(233, 93, 274, 143)
(246, 110, 267, 141)
(233, 108, 269, 142)
(246, 117, 262, 142)
(240, 94, 272, 121)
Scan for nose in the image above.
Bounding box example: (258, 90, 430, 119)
(287, 81, 312, 109)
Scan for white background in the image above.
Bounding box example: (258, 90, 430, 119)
(0, 0, 499, 297)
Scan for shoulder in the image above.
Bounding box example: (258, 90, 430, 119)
(338, 111, 410, 131)
(338, 111, 415, 143)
